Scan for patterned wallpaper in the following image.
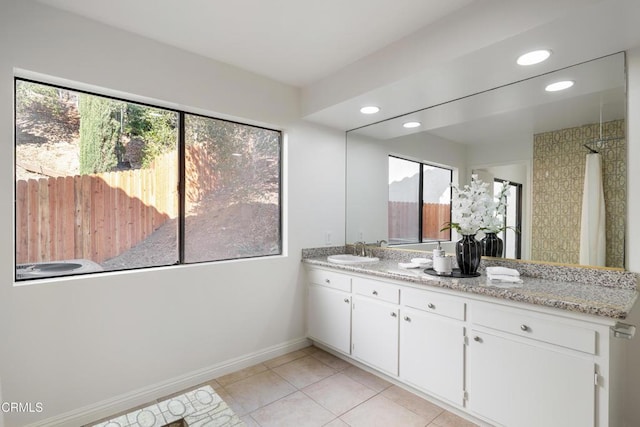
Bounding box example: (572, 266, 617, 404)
(532, 119, 626, 268)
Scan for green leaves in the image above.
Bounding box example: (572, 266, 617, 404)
(78, 94, 122, 174)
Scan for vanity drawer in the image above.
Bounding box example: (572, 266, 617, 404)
(402, 288, 465, 321)
(353, 277, 400, 304)
(472, 303, 596, 354)
(308, 269, 351, 292)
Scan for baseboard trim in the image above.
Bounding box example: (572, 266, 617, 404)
(26, 337, 311, 427)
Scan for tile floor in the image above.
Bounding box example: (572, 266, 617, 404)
(209, 345, 478, 427)
(89, 345, 480, 427)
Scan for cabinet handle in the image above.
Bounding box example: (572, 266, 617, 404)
(391, 312, 397, 317)
(344, 298, 350, 303)
(404, 316, 411, 322)
(372, 290, 378, 296)
(473, 336, 482, 342)
(325, 279, 331, 284)
(520, 324, 530, 332)
(427, 303, 435, 309)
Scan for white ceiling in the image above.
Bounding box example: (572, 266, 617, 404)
(35, 0, 640, 139)
(35, 0, 473, 87)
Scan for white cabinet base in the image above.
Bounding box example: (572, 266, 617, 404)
(467, 329, 595, 427)
(308, 283, 351, 354)
(400, 308, 464, 406)
(307, 266, 622, 427)
(352, 295, 399, 376)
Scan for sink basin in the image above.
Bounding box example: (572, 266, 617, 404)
(327, 254, 380, 265)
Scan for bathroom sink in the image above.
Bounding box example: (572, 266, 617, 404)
(327, 254, 380, 265)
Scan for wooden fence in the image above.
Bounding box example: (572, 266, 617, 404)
(17, 150, 174, 265)
(15, 144, 221, 265)
(388, 202, 451, 242)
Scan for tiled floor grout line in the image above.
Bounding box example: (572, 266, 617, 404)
(236, 351, 363, 426)
(266, 352, 398, 427)
(260, 355, 340, 423)
(309, 354, 454, 427)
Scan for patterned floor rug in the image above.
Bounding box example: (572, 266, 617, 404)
(89, 385, 244, 427)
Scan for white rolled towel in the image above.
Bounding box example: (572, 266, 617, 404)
(487, 274, 523, 283)
(398, 262, 420, 269)
(486, 266, 522, 283)
(486, 266, 520, 276)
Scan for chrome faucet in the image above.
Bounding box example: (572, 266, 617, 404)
(354, 241, 367, 257)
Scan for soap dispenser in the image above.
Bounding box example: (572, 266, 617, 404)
(433, 241, 445, 259)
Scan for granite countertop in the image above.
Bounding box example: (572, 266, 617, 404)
(303, 256, 638, 320)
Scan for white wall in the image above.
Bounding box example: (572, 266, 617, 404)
(345, 133, 389, 243)
(467, 139, 533, 168)
(389, 132, 468, 183)
(0, 1, 345, 426)
(345, 131, 467, 244)
(471, 162, 532, 261)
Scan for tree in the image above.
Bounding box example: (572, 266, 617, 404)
(15, 80, 66, 121)
(184, 115, 279, 202)
(78, 95, 123, 174)
(124, 105, 177, 167)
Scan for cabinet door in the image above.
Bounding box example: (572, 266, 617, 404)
(400, 308, 464, 405)
(308, 284, 352, 354)
(467, 329, 595, 427)
(352, 296, 399, 375)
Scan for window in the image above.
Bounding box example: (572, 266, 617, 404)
(494, 179, 522, 259)
(183, 114, 281, 262)
(14, 79, 282, 281)
(388, 156, 452, 245)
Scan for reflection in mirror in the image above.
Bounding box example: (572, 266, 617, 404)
(346, 52, 626, 268)
(387, 156, 452, 245)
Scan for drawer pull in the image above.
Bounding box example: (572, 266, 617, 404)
(344, 298, 350, 303)
(473, 336, 482, 342)
(404, 316, 411, 322)
(427, 303, 435, 309)
(520, 324, 530, 332)
(372, 290, 378, 296)
(391, 312, 397, 317)
(325, 279, 331, 284)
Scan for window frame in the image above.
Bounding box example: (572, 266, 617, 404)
(494, 178, 523, 259)
(14, 77, 283, 281)
(388, 155, 453, 245)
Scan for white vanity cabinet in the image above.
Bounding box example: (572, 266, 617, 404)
(399, 288, 466, 406)
(351, 277, 400, 375)
(466, 302, 601, 427)
(305, 265, 627, 427)
(307, 269, 352, 354)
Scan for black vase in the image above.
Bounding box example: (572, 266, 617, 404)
(455, 234, 482, 275)
(481, 232, 504, 257)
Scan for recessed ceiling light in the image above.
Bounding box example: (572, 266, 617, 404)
(403, 121, 421, 129)
(360, 106, 380, 114)
(517, 49, 551, 66)
(545, 80, 574, 92)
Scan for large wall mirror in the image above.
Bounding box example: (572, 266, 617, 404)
(346, 52, 626, 269)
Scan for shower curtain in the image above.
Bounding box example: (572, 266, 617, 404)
(579, 153, 606, 266)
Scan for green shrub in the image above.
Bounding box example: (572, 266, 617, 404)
(78, 95, 123, 174)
